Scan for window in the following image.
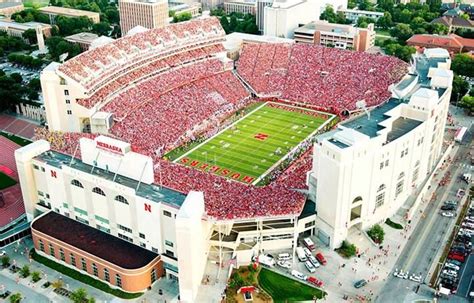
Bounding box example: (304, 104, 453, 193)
(151, 269, 157, 283)
(65, 99, 70, 104)
(37, 191, 44, 197)
(81, 258, 87, 271)
(70, 254, 76, 266)
(352, 196, 362, 204)
(165, 250, 174, 257)
(115, 274, 122, 288)
(115, 195, 129, 205)
(405, 148, 408, 155)
(396, 181, 404, 197)
(118, 224, 132, 233)
(92, 263, 98, 276)
(92, 187, 106, 196)
(118, 233, 133, 243)
(59, 248, 65, 261)
(95, 215, 109, 224)
(46, 194, 50, 199)
(38, 239, 44, 252)
(412, 161, 420, 183)
(49, 243, 55, 257)
(385, 159, 389, 166)
(33, 164, 39, 170)
(67, 110, 72, 115)
(74, 207, 87, 216)
(163, 210, 172, 217)
(305, 221, 315, 228)
(400, 150, 404, 158)
(63, 202, 69, 208)
(76, 217, 89, 225)
(139, 233, 145, 239)
(375, 184, 386, 209)
(64, 90, 69, 95)
(41, 167, 45, 172)
(165, 240, 173, 247)
(152, 247, 158, 253)
(104, 268, 110, 282)
(140, 242, 146, 248)
(96, 225, 110, 233)
(379, 162, 384, 169)
(71, 179, 83, 188)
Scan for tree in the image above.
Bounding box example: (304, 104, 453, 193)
(1, 255, 10, 267)
(52, 279, 64, 289)
(10, 73, 23, 84)
(357, 16, 375, 28)
(428, 23, 448, 35)
(92, 22, 111, 36)
(320, 5, 337, 22)
(19, 265, 30, 278)
(71, 288, 88, 303)
(383, 42, 416, 62)
(389, 23, 414, 42)
(31, 271, 42, 282)
(451, 75, 470, 103)
(229, 15, 238, 32)
(367, 224, 385, 243)
(451, 53, 474, 78)
(376, 12, 393, 29)
(220, 16, 230, 33)
(358, 0, 374, 11)
(45, 36, 82, 61)
(458, 95, 474, 115)
(22, 29, 38, 44)
(172, 12, 192, 23)
(9, 293, 22, 303)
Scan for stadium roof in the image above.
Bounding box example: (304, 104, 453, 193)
(34, 150, 187, 208)
(32, 211, 159, 269)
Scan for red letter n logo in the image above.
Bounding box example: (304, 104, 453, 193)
(144, 203, 152, 213)
(254, 133, 269, 141)
(50, 170, 57, 178)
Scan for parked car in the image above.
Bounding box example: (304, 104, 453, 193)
(354, 279, 368, 288)
(444, 263, 460, 271)
(447, 259, 463, 267)
(277, 260, 292, 269)
(277, 253, 291, 261)
(307, 276, 323, 287)
(291, 270, 307, 281)
(315, 253, 327, 265)
(308, 255, 320, 268)
(442, 269, 458, 278)
(448, 253, 465, 262)
(303, 247, 312, 258)
(409, 273, 422, 283)
(441, 205, 456, 211)
(304, 261, 316, 273)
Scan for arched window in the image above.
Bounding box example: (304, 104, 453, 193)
(71, 179, 83, 188)
(104, 268, 110, 282)
(398, 172, 405, 180)
(377, 184, 386, 192)
(412, 161, 420, 183)
(92, 187, 106, 196)
(396, 173, 405, 197)
(352, 196, 363, 204)
(115, 195, 129, 205)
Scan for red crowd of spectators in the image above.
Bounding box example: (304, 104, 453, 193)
(58, 17, 225, 91)
(237, 43, 408, 113)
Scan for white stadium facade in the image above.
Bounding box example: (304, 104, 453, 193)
(14, 17, 453, 302)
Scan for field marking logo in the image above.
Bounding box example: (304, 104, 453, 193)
(254, 133, 269, 141)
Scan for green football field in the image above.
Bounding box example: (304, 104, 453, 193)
(175, 102, 332, 184)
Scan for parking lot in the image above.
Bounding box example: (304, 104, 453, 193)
(0, 62, 42, 85)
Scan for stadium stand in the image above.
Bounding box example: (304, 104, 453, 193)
(37, 17, 410, 221)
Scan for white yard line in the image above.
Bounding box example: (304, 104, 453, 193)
(174, 102, 268, 163)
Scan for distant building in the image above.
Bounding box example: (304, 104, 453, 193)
(256, 0, 272, 33)
(39, 6, 100, 24)
(118, 0, 168, 35)
(0, 20, 52, 42)
(65, 32, 99, 51)
(407, 33, 474, 55)
(431, 15, 474, 33)
(294, 20, 375, 52)
(169, 2, 201, 18)
(338, 8, 384, 23)
(0, 2, 24, 17)
(263, 0, 347, 38)
(224, 0, 256, 15)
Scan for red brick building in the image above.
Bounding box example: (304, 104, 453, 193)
(407, 34, 474, 56)
(31, 211, 163, 292)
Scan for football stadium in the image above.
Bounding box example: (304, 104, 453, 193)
(14, 16, 453, 302)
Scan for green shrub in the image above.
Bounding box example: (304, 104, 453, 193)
(1, 255, 10, 267)
(385, 218, 403, 229)
(337, 240, 357, 258)
(31, 271, 41, 282)
(367, 224, 385, 244)
(19, 265, 30, 278)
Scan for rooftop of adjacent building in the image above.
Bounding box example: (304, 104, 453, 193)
(32, 211, 159, 269)
(39, 6, 100, 17)
(0, 19, 51, 30)
(294, 20, 361, 36)
(65, 32, 99, 44)
(34, 150, 187, 208)
(337, 8, 384, 15)
(407, 33, 474, 49)
(323, 51, 450, 148)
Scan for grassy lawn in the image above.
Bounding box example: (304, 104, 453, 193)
(258, 268, 325, 302)
(375, 29, 392, 37)
(174, 102, 329, 184)
(23, 0, 50, 8)
(30, 250, 143, 299)
(0, 132, 32, 146)
(0, 172, 17, 190)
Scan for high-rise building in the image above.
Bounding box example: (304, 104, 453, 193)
(118, 0, 168, 35)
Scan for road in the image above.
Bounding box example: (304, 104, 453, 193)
(376, 126, 473, 303)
